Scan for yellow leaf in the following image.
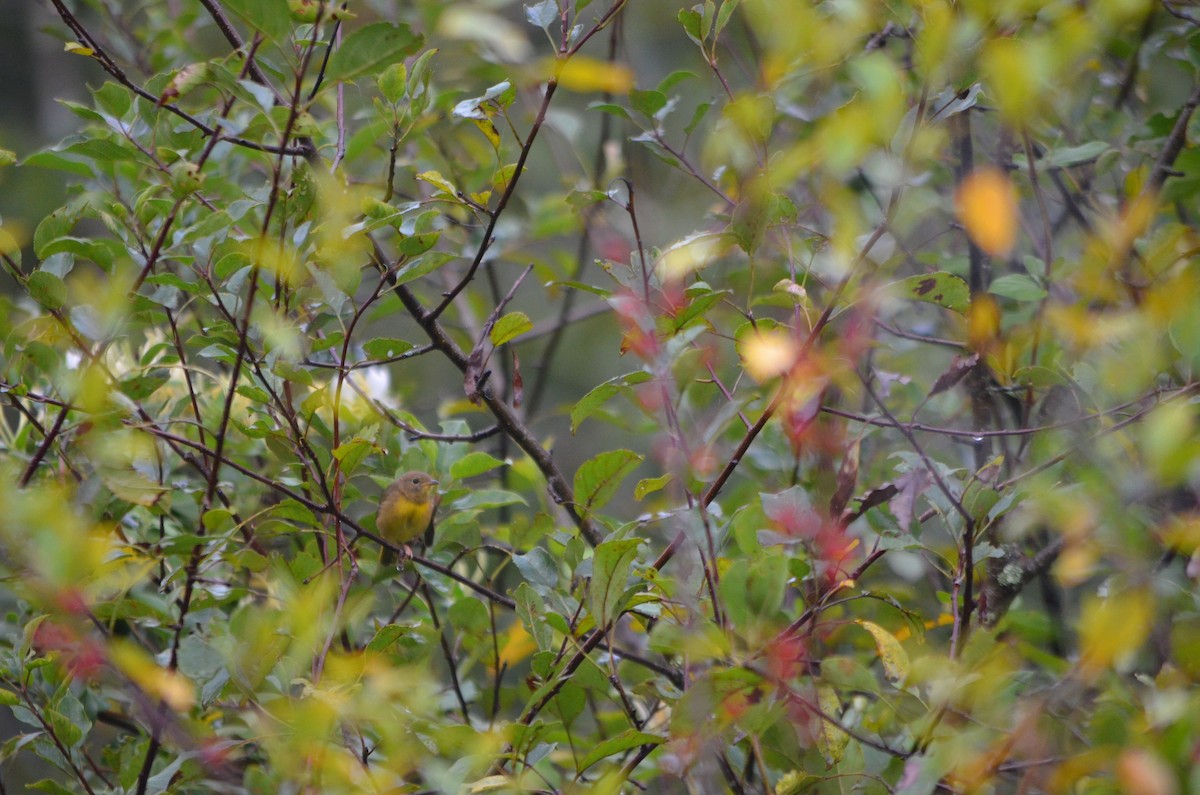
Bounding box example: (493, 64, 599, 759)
(496, 622, 537, 669)
(551, 56, 635, 94)
(957, 168, 1018, 257)
(967, 293, 1001, 351)
(856, 620, 909, 684)
(1160, 513, 1200, 554)
(980, 38, 1050, 124)
(466, 775, 512, 793)
(416, 170, 458, 197)
(814, 686, 849, 764)
(64, 42, 95, 57)
(109, 641, 196, 711)
(1079, 589, 1152, 677)
(656, 233, 722, 280)
(739, 329, 799, 382)
(472, 118, 501, 149)
(775, 770, 811, 795)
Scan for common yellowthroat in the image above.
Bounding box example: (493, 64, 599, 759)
(376, 471, 439, 564)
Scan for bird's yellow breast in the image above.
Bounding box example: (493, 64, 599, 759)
(377, 490, 435, 543)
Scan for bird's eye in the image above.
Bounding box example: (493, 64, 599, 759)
(411, 477, 420, 484)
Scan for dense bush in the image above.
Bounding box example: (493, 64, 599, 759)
(2, 1, 1199, 792)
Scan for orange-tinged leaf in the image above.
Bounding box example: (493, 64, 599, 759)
(1116, 748, 1179, 795)
(739, 329, 799, 382)
(551, 56, 635, 94)
(894, 612, 953, 642)
(957, 168, 1018, 256)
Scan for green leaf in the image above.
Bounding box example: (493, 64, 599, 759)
(566, 189, 610, 209)
(634, 474, 672, 500)
(44, 708, 83, 749)
(490, 312, 533, 346)
(397, 231, 440, 256)
(222, 0, 290, 41)
(891, 272, 970, 314)
(570, 371, 652, 433)
(362, 337, 415, 360)
(215, 252, 252, 280)
(672, 284, 728, 330)
(657, 69, 697, 94)
(393, 252, 455, 286)
(989, 273, 1047, 302)
(820, 655, 880, 694)
(144, 752, 190, 795)
(0, 689, 18, 706)
(332, 437, 381, 476)
(94, 81, 131, 116)
(119, 370, 170, 400)
(0, 148, 16, 167)
(577, 729, 665, 773)
(678, 8, 703, 43)
(29, 780, 77, 795)
(587, 102, 633, 120)
(33, 204, 82, 259)
(26, 272, 67, 310)
(513, 548, 558, 595)
(715, 0, 740, 35)
(325, 23, 424, 85)
(269, 499, 317, 525)
(273, 359, 312, 386)
(203, 509, 235, 532)
(630, 88, 668, 119)
(236, 385, 271, 404)
(1015, 140, 1109, 170)
(448, 597, 490, 635)
(588, 538, 641, 625)
(514, 583, 555, 649)
(22, 151, 94, 178)
(101, 470, 168, 507)
(450, 452, 508, 479)
(377, 63, 407, 104)
(574, 449, 643, 513)
(456, 488, 526, 510)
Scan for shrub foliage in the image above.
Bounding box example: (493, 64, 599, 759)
(2, 0, 1199, 792)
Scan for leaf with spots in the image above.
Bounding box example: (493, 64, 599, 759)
(891, 272, 970, 314)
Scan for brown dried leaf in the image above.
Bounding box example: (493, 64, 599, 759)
(511, 349, 523, 408)
(830, 439, 860, 521)
(928, 353, 979, 399)
(464, 346, 485, 404)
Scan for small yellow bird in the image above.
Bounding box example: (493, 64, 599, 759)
(375, 471, 440, 564)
